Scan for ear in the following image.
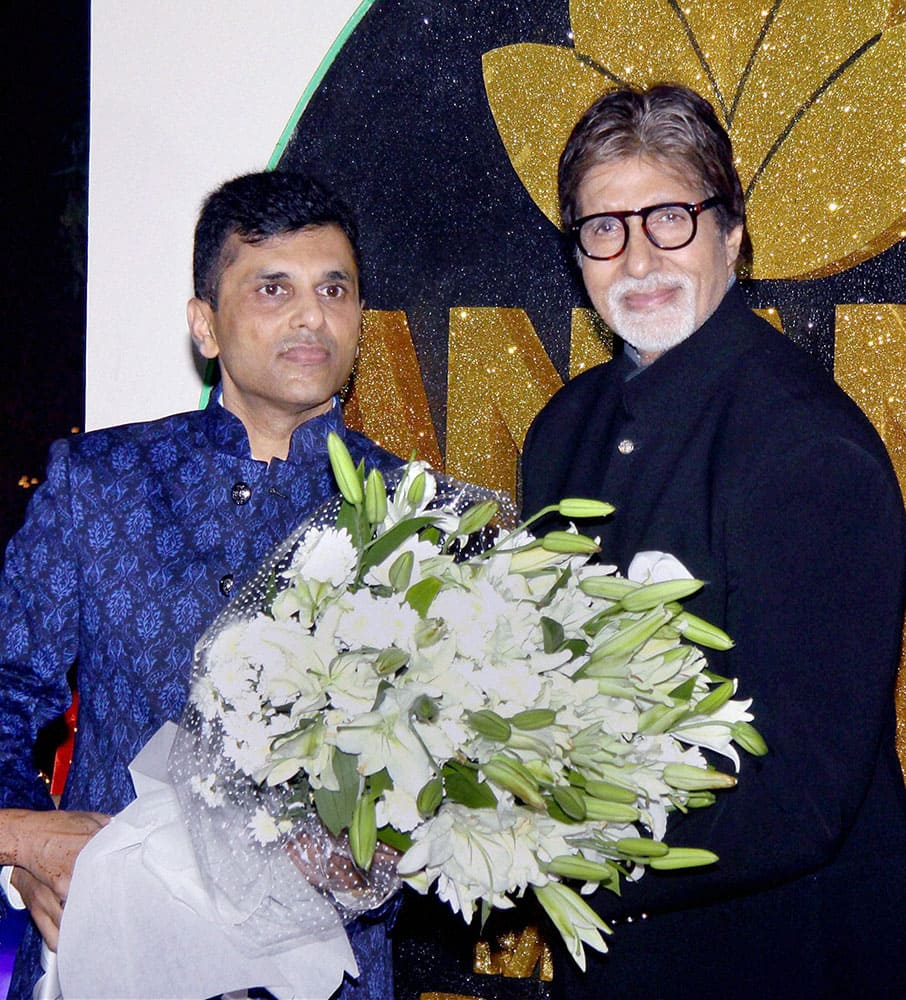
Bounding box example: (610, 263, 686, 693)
(724, 224, 744, 271)
(187, 298, 219, 359)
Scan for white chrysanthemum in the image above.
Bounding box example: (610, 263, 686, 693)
(206, 620, 258, 700)
(248, 806, 292, 845)
(431, 578, 534, 665)
(469, 660, 544, 715)
(189, 772, 225, 808)
(234, 615, 333, 710)
(190, 674, 223, 721)
(333, 588, 422, 654)
(283, 526, 358, 587)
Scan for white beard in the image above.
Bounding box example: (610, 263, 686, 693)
(605, 273, 697, 357)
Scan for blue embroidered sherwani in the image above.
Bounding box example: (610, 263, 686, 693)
(0, 396, 401, 999)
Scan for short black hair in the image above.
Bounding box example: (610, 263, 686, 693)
(193, 171, 361, 307)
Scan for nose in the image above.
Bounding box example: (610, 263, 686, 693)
(292, 287, 325, 329)
(621, 217, 660, 277)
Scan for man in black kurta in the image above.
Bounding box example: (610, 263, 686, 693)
(520, 84, 906, 998)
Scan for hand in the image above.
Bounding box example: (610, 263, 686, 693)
(2, 808, 110, 951)
(287, 829, 400, 896)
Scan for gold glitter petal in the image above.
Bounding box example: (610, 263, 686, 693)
(753, 308, 784, 333)
(729, 0, 890, 191)
(834, 304, 906, 464)
(747, 22, 906, 278)
(446, 307, 563, 495)
(570, 307, 612, 377)
(483, 44, 607, 226)
(888, 0, 906, 26)
(834, 302, 906, 773)
(344, 310, 442, 468)
(683, 1, 797, 108)
(571, 0, 720, 105)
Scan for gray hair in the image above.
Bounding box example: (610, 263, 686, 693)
(558, 84, 751, 268)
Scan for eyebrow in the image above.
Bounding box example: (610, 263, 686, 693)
(252, 268, 356, 283)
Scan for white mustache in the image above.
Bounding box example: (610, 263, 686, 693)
(608, 273, 693, 300)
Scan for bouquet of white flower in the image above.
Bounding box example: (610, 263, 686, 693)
(171, 433, 766, 970)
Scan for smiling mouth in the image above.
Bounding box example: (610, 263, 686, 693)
(622, 285, 681, 311)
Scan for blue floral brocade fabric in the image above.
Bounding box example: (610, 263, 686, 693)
(0, 396, 401, 999)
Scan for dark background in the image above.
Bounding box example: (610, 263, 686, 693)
(0, 2, 89, 548)
(2, 0, 903, 547)
(283, 0, 905, 456)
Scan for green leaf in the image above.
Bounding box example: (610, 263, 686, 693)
(668, 677, 697, 701)
(313, 749, 361, 837)
(366, 768, 393, 798)
(361, 515, 437, 573)
(537, 567, 571, 609)
(540, 616, 565, 654)
(442, 759, 497, 809)
(377, 825, 413, 852)
(405, 576, 444, 617)
(561, 638, 589, 660)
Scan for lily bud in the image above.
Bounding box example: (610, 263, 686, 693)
(582, 796, 641, 823)
(662, 763, 737, 791)
(416, 776, 443, 817)
(364, 468, 387, 524)
(556, 499, 615, 520)
(509, 708, 557, 731)
(545, 854, 618, 883)
(466, 709, 512, 742)
(584, 780, 638, 805)
(648, 847, 719, 870)
(614, 837, 670, 859)
(693, 679, 736, 716)
(327, 432, 364, 505)
(541, 531, 600, 554)
(349, 794, 377, 870)
(731, 721, 769, 756)
(455, 499, 499, 537)
(373, 647, 409, 676)
(619, 578, 704, 612)
(388, 549, 414, 592)
(673, 611, 734, 650)
(482, 755, 545, 809)
(407, 470, 426, 505)
(552, 784, 588, 821)
(579, 575, 636, 600)
(591, 607, 671, 659)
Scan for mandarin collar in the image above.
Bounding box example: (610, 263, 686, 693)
(199, 388, 347, 463)
(619, 284, 754, 419)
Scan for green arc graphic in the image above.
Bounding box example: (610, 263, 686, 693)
(201, 0, 377, 408)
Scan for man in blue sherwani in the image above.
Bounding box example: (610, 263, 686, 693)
(0, 171, 400, 998)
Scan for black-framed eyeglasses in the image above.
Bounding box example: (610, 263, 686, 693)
(571, 196, 724, 261)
